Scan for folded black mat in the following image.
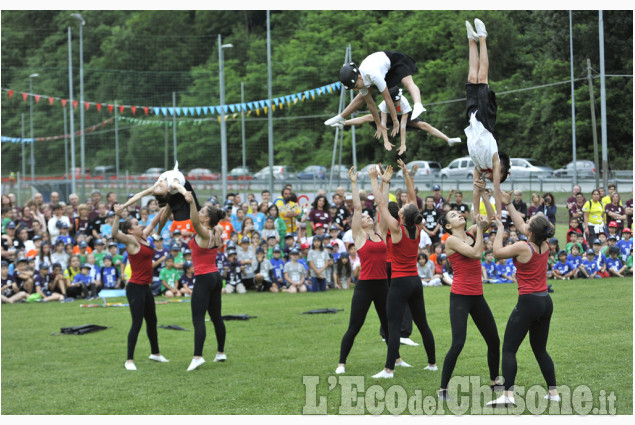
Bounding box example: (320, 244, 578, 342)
(222, 314, 257, 320)
(159, 324, 189, 331)
(52, 324, 110, 336)
(302, 308, 344, 314)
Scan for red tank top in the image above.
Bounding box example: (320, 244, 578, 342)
(188, 230, 219, 276)
(514, 242, 549, 294)
(385, 231, 393, 263)
(448, 233, 483, 296)
(128, 242, 154, 285)
(358, 234, 387, 280)
(391, 225, 419, 278)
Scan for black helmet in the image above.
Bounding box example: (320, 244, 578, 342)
(388, 86, 401, 102)
(339, 62, 359, 90)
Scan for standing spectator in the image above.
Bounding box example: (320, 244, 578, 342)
(432, 184, 444, 213)
(566, 185, 584, 207)
(624, 198, 633, 230)
(308, 195, 331, 231)
(249, 201, 267, 232)
(511, 190, 527, 221)
(527, 193, 541, 220)
(421, 196, 441, 244)
(583, 189, 605, 242)
(260, 190, 273, 208)
(601, 184, 621, 206)
(223, 249, 246, 294)
(68, 193, 80, 217)
(449, 190, 470, 222)
(275, 187, 301, 236)
(89, 202, 110, 246)
(267, 204, 287, 247)
(230, 207, 246, 233)
(307, 236, 330, 292)
(49, 192, 60, 209)
(71, 204, 92, 239)
(47, 204, 72, 244)
(332, 193, 351, 233)
(536, 193, 556, 227)
(568, 192, 586, 232)
(604, 193, 626, 234)
(616, 229, 633, 262)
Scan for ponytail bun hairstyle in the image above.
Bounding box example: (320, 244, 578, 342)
(204, 206, 226, 228)
(529, 214, 555, 246)
(387, 201, 400, 221)
(121, 218, 135, 234)
(403, 204, 423, 227)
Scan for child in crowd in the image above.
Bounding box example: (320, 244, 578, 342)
(86, 253, 101, 293)
(495, 257, 515, 283)
(73, 263, 96, 299)
(51, 239, 69, 271)
(417, 253, 441, 287)
(616, 228, 632, 262)
(603, 236, 619, 256)
(1, 260, 29, 303)
(265, 235, 278, 260)
(224, 249, 246, 294)
(481, 250, 497, 283)
(237, 237, 256, 290)
(13, 257, 34, 294)
(606, 221, 620, 241)
(441, 255, 454, 286)
(581, 250, 601, 279)
(269, 246, 286, 290)
(552, 250, 576, 280)
(591, 239, 610, 278)
(261, 216, 279, 244)
(308, 235, 331, 292)
(100, 255, 121, 289)
(179, 261, 195, 296)
(56, 222, 74, 246)
(159, 255, 181, 297)
(284, 248, 307, 293)
(324, 244, 335, 289)
(567, 245, 584, 278)
(34, 262, 65, 302)
(92, 239, 107, 267)
(565, 230, 585, 254)
(605, 246, 627, 278)
(334, 252, 352, 289)
(108, 241, 123, 266)
(100, 212, 115, 240)
(253, 247, 274, 292)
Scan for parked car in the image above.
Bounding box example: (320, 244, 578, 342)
(92, 165, 116, 179)
(441, 157, 476, 180)
(253, 165, 297, 180)
(356, 164, 382, 182)
(228, 167, 252, 180)
(395, 160, 442, 178)
(552, 160, 596, 178)
(328, 165, 350, 181)
(510, 158, 553, 178)
(67, 167, 91, 179)
(187, 168, 220, 181)
(297, 165, 327, 180)
(140, 167, 165, 179)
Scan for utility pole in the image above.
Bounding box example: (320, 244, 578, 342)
(587, 58, 600, 189)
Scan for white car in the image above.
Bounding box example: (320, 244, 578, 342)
(253, 165, 297, 180)
(440, 157, 475, 179)
(140, 167, 165, 179)
(510, 158, 553, 178)
(395, 161, 442, 178)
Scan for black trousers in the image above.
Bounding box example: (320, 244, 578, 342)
(440, 293, 500, 389)
(126, 282, 160, 360)
(191, 272, 226, 356)
(385, 276, 435, 369)
(502, 293, 556, 390)
(379, 262, 413, 338)
(339, 279, 397, 364)
(66, 283, 89, 299)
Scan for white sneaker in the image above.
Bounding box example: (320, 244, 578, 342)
(214, 353, 227, 362)
(474, 19, 488, 38)
(372, 370, 394, 379)
(424, 365, 438, 371)
(448, 137, 462, 146)
(125, 361, 137, 371)
(465, 20, 479, 41)
(324, 115, 345, 127)
(411, 103, 426, 120)
(187, 357, 206, 371)
(400, 337, 419, 346)
(149, 354, 169, 363)
(486, 394, 515, 407)
(335, 365, 346, 374)
(395, 359, 412, 368)
(545, 394, 561, 402)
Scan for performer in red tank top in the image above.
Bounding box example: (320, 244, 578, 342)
(487, 191, 559, 407)
(112, 206, 168, 371)
(438, 193, 500, 399)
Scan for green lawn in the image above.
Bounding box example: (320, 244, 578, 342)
(1, 278, 632, 415)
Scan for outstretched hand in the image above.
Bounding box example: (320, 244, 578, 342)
(390, 120, 400, 138)
(349, 167, 359, 183)
(375, 123, 388, 140)
(113, 204, 123, 216)
(380, 164, 393, 183)
(491, 217, 504, 230)
(368, 165, 379, 180)
(500, 190, 513, 205)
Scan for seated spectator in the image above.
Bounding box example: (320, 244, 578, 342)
(92, 239, 107, 267)
(63, 255, 83, 297)
(282, 233, 296, 259)
(71, 263, 95, 299)
(565, 230, 585, 254)
(347, 244, 361, 283)
(171, 229, 188, 252)
(552, 250, 576, 280)
(1, 260, 29, 303)
(86, 253, 101, 293)
(603, 235, 619, 256)
(224, 249, 246, 294)
(100, 255, 121, 289)
(566, 245, 583, 277)
(269, 246, 286, 290)
(417, 253, 441, 287)
(265, 235, 278, 259)
(606, 246, 627, 277)
(35, 241, 52, 271)
(51, 239, 69, 270)
(34, 262, 66, 302)
(495, 257, 515, 283)
(178, 261, 195, 296)
(253, 247, 274, 292)
(324, 244, 335, 289)
(75, 240, 93, 263)
(581, 249, 601, 279)
(12, 256, 34, 294)
(590, 239, 610, 278)
(481, 250, 497, 283)
(616, 228, 633, 262)
(261, 216, 279, 244)
(160, 255, 181, 297)
(334, 252, 352, 289)
(107, 241, 123, 267)
(441, 255, 453, 286)
(237, 236, 256, 290)
(284, 248, 307, 293)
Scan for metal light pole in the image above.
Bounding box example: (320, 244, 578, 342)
(241, 81, 247, 198)
(219, 35, 233, 201)
(568, 10, 577, 185)
(71, 13, 86, 198)
(68, 26, 76, 194)
(29, 73, 39, 183)
(598, 11, 609, 190)
(266, 10, 274, 195)
(21, 113, 25, 181)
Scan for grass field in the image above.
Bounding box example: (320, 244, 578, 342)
(1, 277, 632, 415)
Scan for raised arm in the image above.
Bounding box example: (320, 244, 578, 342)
(472, 167, 484, 219)
(379, 87, 399, 138)
(446, 217, 485, 259)
(349, 167, 362, 236)
(492, 218, 528, 260)
(370, 166, 400, 234)
(144, 207, 165, 237)
(112, 205, 136, 247)
(119, 184, 156, 210)
(397, 159, 416, 206)
(500, 190, 529, 236)
(492, 154, 502, 219)
(187, 191, 209, 239)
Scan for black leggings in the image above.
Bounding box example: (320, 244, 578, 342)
(502, 293, 556, 390)
(339, 279, 397, 364)
(67, 284, 89, 299)
(385, 276, 435, 369)
(126, 282, 159, 360)
(440, 293, 500, 389)
(379, 262, 413, 338)
(191, 272, 226, 356)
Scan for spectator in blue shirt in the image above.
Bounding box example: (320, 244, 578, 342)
(72, 264, 96, 299)
(34, 262, 66, 301)
(269, 246, 286, 290)
(616, 228, 632, 262)
(567, 245, 583, 277)
(552, 250, 576, 280)
(100, 255, 121, 289)
(606, 247, 626, 277)
(581, 250, 601, 279)
(481, 250, 497, 283)
(591, 239, 609, 277)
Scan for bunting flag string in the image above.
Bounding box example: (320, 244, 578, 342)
(1, 81, 342, 118)
(1, 117, 115, 144)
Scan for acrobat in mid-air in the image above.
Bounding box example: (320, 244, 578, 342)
(324, 50, 428, 141)
(463, 19, 510, 219)
(333, 86, 462, 155)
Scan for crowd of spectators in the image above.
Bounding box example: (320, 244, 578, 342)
(1, 181, 632, 303)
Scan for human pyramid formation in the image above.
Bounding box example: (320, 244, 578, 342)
(110, 19, 550, 407)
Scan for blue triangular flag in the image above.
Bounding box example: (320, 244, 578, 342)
(247, 102, 254, 110)
(196, 107, 202, 116)
(175, 108, 181, 116)
(273, 98, 279, 106)
(154, 107, 161, 116)
(222, 105, 228, 113)
(259, 100, 266, 109)
(229, 104, 235, 113)
(202, 106, 208, 115)
(215, 106, 222, 115)
(190, 107, 196, 116)
(161, 107, 168, 117)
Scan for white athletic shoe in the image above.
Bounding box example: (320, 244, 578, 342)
(424, 365, 438, 371)
(149, 354, 169, 363)
(400, 337, 419, 346)
(372, 370, 394, 379)
(486, 394, 515, 407)
(148, 354, 169, 363)
(448, 137, 462, 146)
(187, 357, 206, 371)
(335, 365, 346, 374)
(545, 394, 561, 402)
(474, 19, 488, 38)
(214, 353, 227, 362)
(465, 20, 479, 41)
(411, 103, 426, 120)
(125, 361, 137, 371)
(324, 115, 345, 127)
(395, 359, 412, 368)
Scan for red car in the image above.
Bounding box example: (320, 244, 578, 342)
(186, 168, 220, 181)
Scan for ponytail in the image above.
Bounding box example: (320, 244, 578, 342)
(529, 214, 554, 245)
(403, 204, 422, 228)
